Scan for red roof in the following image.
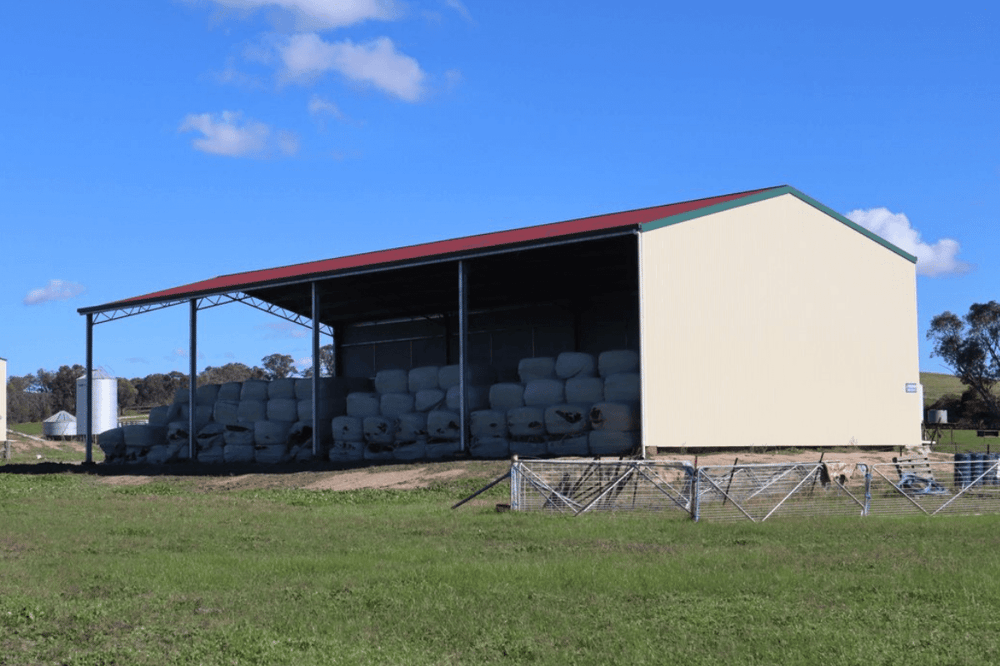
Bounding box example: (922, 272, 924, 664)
(82, 186, 781, 313)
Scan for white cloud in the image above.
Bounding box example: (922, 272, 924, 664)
(203, 0, 402, 30)
(278, 33, 426, 101)
(443, 0, 474, 23)
(23, 279, 86, 305)
(178, 110, 298, 157)
(308, 94, 344, 119)
(845, 207, 970, 277)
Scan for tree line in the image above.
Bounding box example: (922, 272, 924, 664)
(5, 349, 336, 425)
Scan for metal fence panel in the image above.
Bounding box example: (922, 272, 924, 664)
(868, 460, 1000, 517)
(510, 460, 693, 516)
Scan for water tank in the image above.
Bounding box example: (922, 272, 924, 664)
(43, 410, 77, 438)
(76, 369, 119, 435)
(926, 409, 948, 424)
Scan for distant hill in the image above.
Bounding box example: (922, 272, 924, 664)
(920, 372, 966, 407)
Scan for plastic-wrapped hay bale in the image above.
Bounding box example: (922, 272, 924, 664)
(124, 425, 166, 456)
(146, 445, 174, 465)
(438, 364, 496, 390)
(179, 404, 213, 430)
(291, 445, 315, 463)
(148, 406, 171, 426)
(589, 402, 639, 431)
(363, 416, 398, 445)
(288, 421, 315, 448)
(223, 423, 255, 447)
(173, 387, 190, 404)
(267, 378, 296, 400)
(381, 393, 415, 418)
(255, 444, 287, 464)
(598, 350, 639, 377)
(218, 381, 242, 402)
(523, 379, 565, 407)
(548, 434, 589, 457)
(604, 372, 640, 402)
(363, 441, 397, 462)
(197, 422, 226, 450)
(98, 427, 126, 461)
(489, 383, 525, 410)
(238, 400, 267, 423)
(393, 439, 426, 461)
(544, 404, 590, 435)
(331, 416, 364, 442)
(166, 421, 191, 445)
(198, 445, 225, 463)
(471, 436, 509, 459)
(414, 388, 446, 412)
(589, 431, 639, 456)
(267, 398, 298, 423)
(396, 413, 428, 443)
(346, 392, 380, 418)
(470, 410, 507, 439)
(374, 369, 408, 395)
(225, 443, 255, 463)
(240, 379, 269, 401)
(509, 439, 547, 457)
(425, 441, 461, 459)
(565, 377, 604, 404)
(196, 383, 220, 405)
(507, 406, 546, 439)
(446, 385, 489, 411)
(427, 410, 461, 440)
(213, 400, 239, 426)
(255, 420, 292, 446)
(408, 366, 440, 393)
(518, 357, 556, 383)
(555, 352, 596, 379)
(329, 440, 363, 463)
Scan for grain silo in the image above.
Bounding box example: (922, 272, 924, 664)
(43, 410, 77, 438)
(76, 368, 118, 435)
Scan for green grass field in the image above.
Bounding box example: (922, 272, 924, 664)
(2, 463, 1000, 665)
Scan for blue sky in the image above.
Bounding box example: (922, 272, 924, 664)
(3, 0, 998, 380)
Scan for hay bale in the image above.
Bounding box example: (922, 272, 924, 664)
(241, 380, 269, 401)
(489, 383, 525, 410)
(393, 439, 426, 461)
(509, 440, 547, 457)
(524, 379, 565, 407)
(288, 421, 316, 448)
(555, 352, 596, 379)
(179, 404, 213, 430)
(589, 402, 639, 431)
(255, 444, 288, 464)
(197, 422, 226, 450)
(331, 416, 363, 442)
(166, 421, 189, 444)
(408, 366, 440, 392)
(224, 443, 255, 463)
(148, 406, 171, 427)
(329, 440, 364, 462)
(198, 446, 225, 464)
(98, 427, 126, 460)
(439, 364, 496, 390)
(589, 431, 639, 456)
(425, 441, 461, 459)
(363, 416, 398, 445)
(267, 378, 296, 400)
(146, 445, 174, 465)
(427, 410, 461, 440)
(196, 383, 220, 405)
(518, 357, 556, 382)
(237, 400, 266, 423)
(548, 434, 589, 457)
(218, 381, 242, 402)
(381, 393, 415, 418)
(255, 420, 292, 446)
(266, 398, 298, 423)
(414, 388, 446, 412)
(470, 436, 509, 459)
(544, 404, 590, 435)
(123, 425, 166, 455)
(363, 443, 396, 462)
(346, 392, 380, 418)
(446, 385, 489, 411)
(507, 406, 546, 438)
(396, 413, 428, 442)
(470, 409, 507, 438)
(290, 445, 315, 462)
(604, 373, 640, 402)
(223, 423, 255, 447)
(565, 377, 604, 405)
(598, 350, 639, 377)
(173, 387, 190, 404)
(374, 369, 408, 395)
(213, 400, 239, 426)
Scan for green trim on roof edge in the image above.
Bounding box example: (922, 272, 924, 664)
(639, 185, 918, 265)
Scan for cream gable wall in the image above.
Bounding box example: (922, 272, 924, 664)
(639, 193, 920, 449)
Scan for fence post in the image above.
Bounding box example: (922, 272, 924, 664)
(863, 467, 872, 517)
(510, 458, 519, 511)
(691, 467, 700, 522)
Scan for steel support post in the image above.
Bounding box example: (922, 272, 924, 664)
(311, 282, 321, 457)
(188, 299, 197, 461)
(85, 313, 94, 464)
(458, 260, 469, 453)
(635, 230, 646, 459)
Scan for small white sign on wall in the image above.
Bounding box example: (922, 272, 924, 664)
(905, 383, 918, 393)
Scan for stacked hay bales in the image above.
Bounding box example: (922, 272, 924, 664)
(97, 349, 641, 465)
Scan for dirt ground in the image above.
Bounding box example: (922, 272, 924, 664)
(3, 429, 939, 493)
